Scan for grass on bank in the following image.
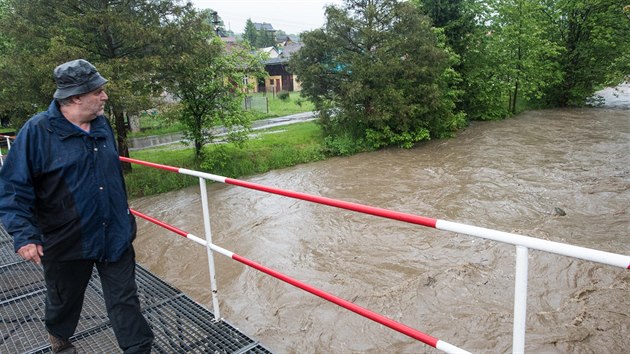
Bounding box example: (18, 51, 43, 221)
(252, 91, 315, 119)
(125, 121, 325, 198)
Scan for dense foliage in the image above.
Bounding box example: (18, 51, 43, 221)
(542, 0, 630, 106)
(291, 0, 629, 146)
(416, 0, 630, 116)
(290, 0, 466, 153)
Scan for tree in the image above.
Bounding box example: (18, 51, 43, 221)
(244, 19, 258, 46)
(414, 0, 493, 119)
(0, 0, 197, 171)
(418, 0, 564, 119)
(0, 0, 53, 128)
(541, 0, 630, 106)
(290, 0, 465, 151)
(275, 29, 289, 40)
(243, 20, 277, 48)
(0, 0, 14, 126)
(163, 23, 266, 158)
(415, 0, 477, 58)
(255, 29, 276, 48)
(486, 0, 563, 114)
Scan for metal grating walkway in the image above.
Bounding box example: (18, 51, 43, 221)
(0, 225, 272, 354)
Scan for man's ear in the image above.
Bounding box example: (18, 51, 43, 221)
(70, 95, 82, 104)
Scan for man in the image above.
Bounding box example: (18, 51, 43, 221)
(0, 59, 154, 353)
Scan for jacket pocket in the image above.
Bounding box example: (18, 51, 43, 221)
(36, 192, 79, 233)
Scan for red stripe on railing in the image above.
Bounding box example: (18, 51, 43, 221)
(120, 156, 180, 173)
(231, 253, 440, 347)
(130, 209, 188, 237)
(117, 156, 436, 228)
(225, 178, 438, 228)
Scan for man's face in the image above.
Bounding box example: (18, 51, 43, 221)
(78, 86, 108, 119)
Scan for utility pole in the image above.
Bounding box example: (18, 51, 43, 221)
(211, 11, 220, 36)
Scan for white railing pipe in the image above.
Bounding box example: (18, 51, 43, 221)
(199, 177, 221, 320)
(513, 246, 529, 353)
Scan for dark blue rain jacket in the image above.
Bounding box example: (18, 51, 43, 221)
(0, 100, 135, 262)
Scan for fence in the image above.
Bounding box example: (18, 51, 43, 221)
(243, 95, 269, 113)
(120, 156, 629, 354)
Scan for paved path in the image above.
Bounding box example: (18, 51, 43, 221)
(129, 111, 317, 150)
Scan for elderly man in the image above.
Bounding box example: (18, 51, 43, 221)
(0, 59, 153, 353)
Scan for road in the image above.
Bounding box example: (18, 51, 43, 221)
(129, 111, 317, 150)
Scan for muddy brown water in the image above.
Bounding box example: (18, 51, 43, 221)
(131, 98, 629, 352)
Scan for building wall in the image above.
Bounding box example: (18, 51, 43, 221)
(263, 64, 303, 92)
(265, 75, 283, 93)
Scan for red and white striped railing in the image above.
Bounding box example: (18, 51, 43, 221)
(0, 134, 15, 167)
(120, 156, 629, 353)
(130, 208, 469, 354)
(120, 157, 629, 270)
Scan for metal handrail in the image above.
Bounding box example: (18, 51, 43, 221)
(0, 134, 14, 167)
(129, 208, 469, 354)
(120, 156, 629, 353)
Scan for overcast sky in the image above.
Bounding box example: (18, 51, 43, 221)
(190, 0, 345, 35)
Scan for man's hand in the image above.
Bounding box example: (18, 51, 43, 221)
(17, 244, 44, 264)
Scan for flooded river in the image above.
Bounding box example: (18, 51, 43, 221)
(131, 90, 629, 353)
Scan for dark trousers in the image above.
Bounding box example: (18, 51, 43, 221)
(42, 246, 154, 353)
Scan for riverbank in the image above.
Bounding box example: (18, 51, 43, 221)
(126, 121, 326, 197)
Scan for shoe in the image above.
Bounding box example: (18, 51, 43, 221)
(48, 333, 77, 354)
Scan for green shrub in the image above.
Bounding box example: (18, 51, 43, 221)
(365, 127, 430, 149)
(322, 135, 369, 156)
(277, 91, 290, 101)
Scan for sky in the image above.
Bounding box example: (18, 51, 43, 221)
(190, 0, 345, 35)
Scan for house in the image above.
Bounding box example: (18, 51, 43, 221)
(253, 22, 276, 33)
(259, 41, 304, 93)
(259, 46, 280, 59)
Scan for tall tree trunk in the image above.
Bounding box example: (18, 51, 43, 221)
(511, 80, 519, 114)
(195, 139, 203, 159)
(194, 116, 204, 159)
(112, 107, 132, 173)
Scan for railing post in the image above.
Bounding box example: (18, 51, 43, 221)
(513, 245, 529, 353)
(199, 177, 221, 320)
(1, 136, 8, 166)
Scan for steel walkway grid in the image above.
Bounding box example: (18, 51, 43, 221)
(0, 226, 272, 354)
